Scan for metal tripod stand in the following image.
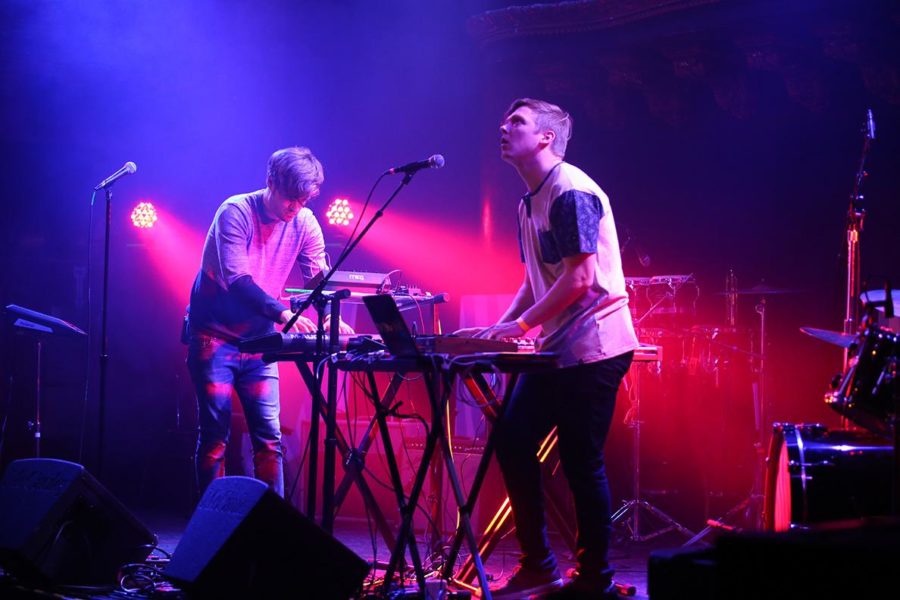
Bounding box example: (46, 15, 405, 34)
(611, 360, 696, 541)
(684, 294, 770, 545)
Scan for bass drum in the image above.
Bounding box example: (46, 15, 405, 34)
(763, 423, 893, 531)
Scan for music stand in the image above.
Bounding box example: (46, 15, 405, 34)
(4, 305, 86, 457)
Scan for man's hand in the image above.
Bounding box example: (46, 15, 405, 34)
(325, 315, 355, 335)
(478, 320, 526, 340)
(453, 326, 484, 338)
(280, 310, 316, 333)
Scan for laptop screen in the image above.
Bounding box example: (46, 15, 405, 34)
(362, 294, 421, 358)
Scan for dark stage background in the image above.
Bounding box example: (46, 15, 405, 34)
(1, 0, 898, 527)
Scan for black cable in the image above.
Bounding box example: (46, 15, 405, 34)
(78, 190, 97, 465)
(335, 173, 386, 265)
(285, 413, 314, 505)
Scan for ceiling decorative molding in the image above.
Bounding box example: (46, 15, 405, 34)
(469, 0, 900, 124)
(468, 0, 720, 45)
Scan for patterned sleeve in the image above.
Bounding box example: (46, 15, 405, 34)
(547, 190, 603, 259)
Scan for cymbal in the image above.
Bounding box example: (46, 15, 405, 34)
(860, 289, 900, 314)
(800, 326, 856, 348)
(716, 283, 801, 296)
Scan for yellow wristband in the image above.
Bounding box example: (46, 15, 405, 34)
(515, 317, 531, 333)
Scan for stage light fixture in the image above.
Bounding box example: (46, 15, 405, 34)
(325, 198, 354, 227)
(130, 201, 158, 229)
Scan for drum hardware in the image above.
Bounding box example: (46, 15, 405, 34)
(861, 287, 899, 318)
(825, 324, 897, 440)
(680, 325, 757, 380)
(725, 269, 738, 326)
(612, 357, 696, 542)
(843, 109, 876, 359)
(728, 284, 802, 295)
(684, 290, 776, 544)
(627, 274, 698, 327)
(860, 286, 900, 335)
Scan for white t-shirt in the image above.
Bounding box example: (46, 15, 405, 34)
(517, 162, 639, 367)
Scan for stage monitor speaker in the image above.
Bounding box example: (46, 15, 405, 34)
(165, 476, 370, 599)
(647, 545, 716, 600)
(715, 518, 900, 599)
(649, 518, 900, 599)
(0, 458, 156, 585)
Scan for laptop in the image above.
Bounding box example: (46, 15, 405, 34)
(362, 294, 422, 358)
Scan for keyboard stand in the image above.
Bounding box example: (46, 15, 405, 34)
(291, 361, 400, 548)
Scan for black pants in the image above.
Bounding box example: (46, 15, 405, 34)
(495, 352, 633, 581)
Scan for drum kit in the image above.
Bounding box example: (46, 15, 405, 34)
(766, 288, 899, 531)
(618, 262, 897, 537)
(762, 109, 897, 532)
(619, 275, 785, 541)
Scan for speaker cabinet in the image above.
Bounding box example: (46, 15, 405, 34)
(0, 458, 156, 585)
(715, 519, 900, 599)
(165, 476, 370, 599)
(649, 518, 900, 599)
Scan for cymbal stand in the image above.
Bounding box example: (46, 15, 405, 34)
(684, 295, 768, 545)
(843, 109, 875, 371)
(612, 361, 695, 542)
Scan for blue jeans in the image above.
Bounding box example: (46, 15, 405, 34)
(494, 352, 633, 582)
(186, 334, 284, 497)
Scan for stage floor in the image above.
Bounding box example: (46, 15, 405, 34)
(143, 508, 683, 599)
(1, 503, 716, 599)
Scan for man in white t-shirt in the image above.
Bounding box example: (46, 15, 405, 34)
(465, 98, 638, 599)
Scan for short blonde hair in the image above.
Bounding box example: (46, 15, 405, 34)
(267, 147, 324, 199)
(506, 98, 573, 158)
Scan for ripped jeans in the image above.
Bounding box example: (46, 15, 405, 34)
(186, 334, 284, 497)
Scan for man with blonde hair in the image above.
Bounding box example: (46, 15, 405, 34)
(469, 99, 638, 598)
(186, 146, 345, 498)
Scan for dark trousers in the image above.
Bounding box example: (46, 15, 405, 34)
(495, 352, 633, 581)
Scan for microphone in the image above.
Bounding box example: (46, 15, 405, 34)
(866, 109, 876, 140)
(94, 161, 137, 191)
(385, 154, 445, 175)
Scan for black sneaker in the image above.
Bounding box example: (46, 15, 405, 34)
(489, 565, 564, 599)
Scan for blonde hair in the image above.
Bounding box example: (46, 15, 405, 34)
(267, 147, 324, 199)
(506, 98, 573, 158)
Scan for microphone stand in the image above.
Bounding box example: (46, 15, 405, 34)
(282, 171, 419, 531)
(843, 110, 875, 371)
(98, 186, 113, 480)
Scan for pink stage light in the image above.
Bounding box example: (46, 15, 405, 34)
(133, 205, 205, 302)
(130, 201, 158, 229)
(325, 198, 354, 226)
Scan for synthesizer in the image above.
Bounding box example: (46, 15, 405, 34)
(238, 333, 383, 354)
(239, 332, 521, 356)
